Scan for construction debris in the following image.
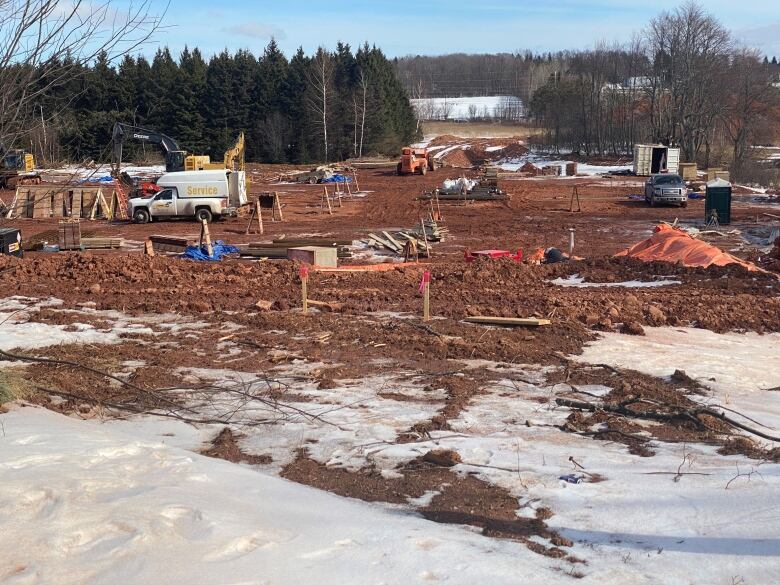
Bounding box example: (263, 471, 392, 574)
(421, 172, 507, 202)
(366, 220, 447, 258)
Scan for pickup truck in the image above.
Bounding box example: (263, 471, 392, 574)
(644, 173, 688, 207)
(129, 169, 247, 223)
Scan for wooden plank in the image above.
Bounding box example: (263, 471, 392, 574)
(367, 233, 400, 252)
(382, 231, 403, 251)
(81, 237, 123, 249)
(464, 316, 551, 327)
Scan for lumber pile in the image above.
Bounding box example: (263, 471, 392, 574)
(366, 220, 448, 258)
(58, 219, 82, 250)
(81, 237, 123, 249)
(149, 235, 191, 253)
(242, 237, 352, 260)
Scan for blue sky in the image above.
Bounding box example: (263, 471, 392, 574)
(155, 0, 780, 58)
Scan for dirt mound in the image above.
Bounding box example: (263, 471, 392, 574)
(439, 147, 480, 168)
(1, 252, 778, 336)
(498, 143, 528, 159)
(427, 135, 463, 148)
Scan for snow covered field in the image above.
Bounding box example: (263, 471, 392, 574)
(1, 301, 779, 584)
(410, 96, 525, 121)
(0, 407, 550, 585)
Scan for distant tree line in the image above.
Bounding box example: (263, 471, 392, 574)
(394, 52, 560, 104)
(18, 40, 417, 166)
(527, 2, 780, 178)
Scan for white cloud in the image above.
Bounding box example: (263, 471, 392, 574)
(223, 21, 286, 41)
(735, 22, 780, 57)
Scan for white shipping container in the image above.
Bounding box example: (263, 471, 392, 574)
(633, 144, 680, 175)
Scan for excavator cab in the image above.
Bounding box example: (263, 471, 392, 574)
(165, 150, 186, 173)
(2, 150, 34, 172)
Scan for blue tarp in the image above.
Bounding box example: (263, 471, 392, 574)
(181, 240, 240, 261)
(321, 174, 352, 183)
(78, 175, 115, 184)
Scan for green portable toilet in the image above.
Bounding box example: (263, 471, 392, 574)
(705, 178, 732, 225)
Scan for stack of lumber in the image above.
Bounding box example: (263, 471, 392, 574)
(58, 219, 82, 250)
(149, 235, 191, 253)
(81, 237, 123, 249)
(242, 238, 352, 259)
(366, 221, 448, 257)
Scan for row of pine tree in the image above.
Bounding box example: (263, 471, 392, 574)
(34, 40, 419, 165)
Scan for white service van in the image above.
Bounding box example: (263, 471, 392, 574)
(129, 170, 247, 223)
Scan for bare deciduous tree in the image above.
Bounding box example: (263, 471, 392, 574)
(647, 1, 733, 161)
(306, 48, 334, 161)
(0, 0, 165, 151)
(722, 50, 776, 176)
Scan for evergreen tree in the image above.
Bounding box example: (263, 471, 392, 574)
(29, 43, 420, 164)
(175, 47, 208, 152)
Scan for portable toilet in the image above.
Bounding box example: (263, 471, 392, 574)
(633, 144, 681, 175)
(705, 178, 732, 225)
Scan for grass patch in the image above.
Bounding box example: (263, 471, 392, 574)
(0, 370, 33, 405)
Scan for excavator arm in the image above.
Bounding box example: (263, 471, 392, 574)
(223, 132, 245, 171)
(111, 122, 186, 174)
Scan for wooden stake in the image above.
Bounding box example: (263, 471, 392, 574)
(257, 199, 264, 235)
(422, 270, 431, 321)
(274, 191, 283, 221)
(346, 179, 353, 199)
(300, 266, 309, 314)
(245, 203, 256, 235)
(200, 218, 213, 257)
(353, 171, 360, 192)
(323, 186, 333, 215)
(420, 217, 430, 257)
(569, 185, 581, 212)
(144, 240, 155, 256)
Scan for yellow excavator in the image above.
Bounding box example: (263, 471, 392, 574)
(111, 123, 245, 174)
(0, 145, 41, 189)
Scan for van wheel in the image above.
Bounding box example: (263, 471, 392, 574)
(419, 164, 427, 175)
(133, 208, 150, 224)
(396, 162, 403, 175)
(649, 196, 656, 207)
(195, 208, 213, 223)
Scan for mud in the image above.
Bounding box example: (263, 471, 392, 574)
(280, 452, 578, 560)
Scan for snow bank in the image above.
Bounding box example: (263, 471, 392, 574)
(0, 406, 551, 585)
(574, 327, 780, 428)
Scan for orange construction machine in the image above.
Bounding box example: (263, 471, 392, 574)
(397, 147, 436, 176)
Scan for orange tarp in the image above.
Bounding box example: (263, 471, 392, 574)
(615, 224, 761, 271)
